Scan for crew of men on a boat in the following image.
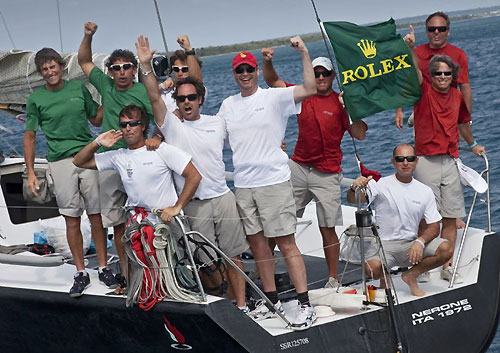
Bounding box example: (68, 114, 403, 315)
(23, 11, 485, 331)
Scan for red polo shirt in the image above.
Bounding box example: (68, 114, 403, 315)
(415, 43, 469, 86)
(414, 81, 470, 158)
(285, 82, 349, 173)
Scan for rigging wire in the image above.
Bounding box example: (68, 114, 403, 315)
(152, 0, 171, 74)
(56, 0, 64, 53)
(0, 10, 16, 49)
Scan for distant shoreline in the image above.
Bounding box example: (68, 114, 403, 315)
(193, 10, 500, 58)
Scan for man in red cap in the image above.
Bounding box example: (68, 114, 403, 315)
(261, 49, 368, 289)
(217, 36, 317, 331)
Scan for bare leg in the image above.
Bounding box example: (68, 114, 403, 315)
(319, 227, 339, 279)
(441, 217, 457, 269)
(275, 234, 308, 293)
(88, 214, 107, 268)
(65, 216, 84, 271)
(247, 231, 276, 292)
(227, 255, 246, 307)
(113, 223, 127, 275)
(402, 241, 452, 296)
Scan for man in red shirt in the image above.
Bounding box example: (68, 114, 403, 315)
(262, 49, 367, 287)
(395, 11, 472, 128)
(404, 26, 485, 283)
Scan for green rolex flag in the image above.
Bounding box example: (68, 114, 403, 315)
(323, 19, 421, 121)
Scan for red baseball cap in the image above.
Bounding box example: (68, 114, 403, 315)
(232, 52, 258, 70)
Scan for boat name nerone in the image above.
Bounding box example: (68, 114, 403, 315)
(279, 337, 310, 350)
(411, 298, 472, 326)
(341, 54, 412, 85)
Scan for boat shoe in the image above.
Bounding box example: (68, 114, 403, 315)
(248, 299, 285, 321)
(440, 268, 464, 284)
(98, 268, 119, 289)
(291, 304, 317, 331)
(69, 272, 90, 298)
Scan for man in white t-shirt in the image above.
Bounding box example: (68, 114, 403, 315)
(135, 35, 248, 310)
(347, 144, 452, 297)
(73, 104, 201, 225)
(217, 36, 317, 331)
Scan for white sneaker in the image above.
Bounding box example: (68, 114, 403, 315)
(440, 268, 464, 284)
(324, 277, 340, 289)
(417, 271, 430, 283)
(291, 304, 317, 331)
(248, 299, 284, 321)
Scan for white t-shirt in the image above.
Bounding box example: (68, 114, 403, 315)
(95, 143, 191, 213)
(367, 174, 442, 241)
(161, 85, 208, 113)
(158, 111, 229, 200)
(218, 86, 301, 188)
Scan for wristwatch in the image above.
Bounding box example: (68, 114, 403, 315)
(185, 49, 196, 56)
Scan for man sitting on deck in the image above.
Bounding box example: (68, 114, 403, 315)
(347, 144, 452, 297)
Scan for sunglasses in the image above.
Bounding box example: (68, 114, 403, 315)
(109, 62, 134, 71)
(172, 66, 189, 73)
(314, 70, 332, 78)
(234, 65, 256, 74)
(175, 93, 199, 102)
(394, 155, 417, 163)
(433, 71, 452, 77)
(427, 26, 448, 33)
(119, 120, 142, 128)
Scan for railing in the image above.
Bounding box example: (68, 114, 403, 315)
(450, 150, 491, 288)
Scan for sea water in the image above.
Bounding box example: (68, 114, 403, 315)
(0, 14, 499, 351)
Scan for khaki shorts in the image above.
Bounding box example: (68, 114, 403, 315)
(367, 238, 447, 269)
(48, 157, 100, 217)
(414, 155, 465, 218)
(289, 160, 343, 228)
(234, 180, 297, 238)
(99, 170, 127, 228)
(183, 191, 249, 263)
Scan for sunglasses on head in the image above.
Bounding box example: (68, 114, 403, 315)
(427, 26, 448, 33)
(394, 155, 417, 163)
(314, 70, 332, 78)
(119, 120, 142, 128)
(175, 93, 199, 102)
(109, 62, 134, 71)
(433, 71, 452, 77)
(234, 65, 256, 74)
(172, 66, 189, 73)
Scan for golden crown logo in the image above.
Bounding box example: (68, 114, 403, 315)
(240, 53, 247, 58)
(357, 39, 376, 59)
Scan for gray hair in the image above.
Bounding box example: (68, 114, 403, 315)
(429, 55, 459, 81)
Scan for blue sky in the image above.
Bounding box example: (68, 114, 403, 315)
(1, 0, 500, 53)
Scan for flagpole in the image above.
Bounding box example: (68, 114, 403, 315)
(309, 0, 362, 175)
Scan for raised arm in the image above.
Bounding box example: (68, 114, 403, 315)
(177, 35, 203, 82)
(159, 162, 201, 222)
(23, 130, 39, 196)
(289, 36, 316, 104)
(136, 35, 167, 127)
(73, 130, 123, 169)
(261, 48, 286, 88)
(403, 25, 422, 84)
(78, 22, 98, 77)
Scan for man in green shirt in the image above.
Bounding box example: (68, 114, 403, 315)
(78, 22, 153, 286)
(23, 48, 118, 297)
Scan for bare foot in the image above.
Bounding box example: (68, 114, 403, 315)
(402, 271, 425, 297)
